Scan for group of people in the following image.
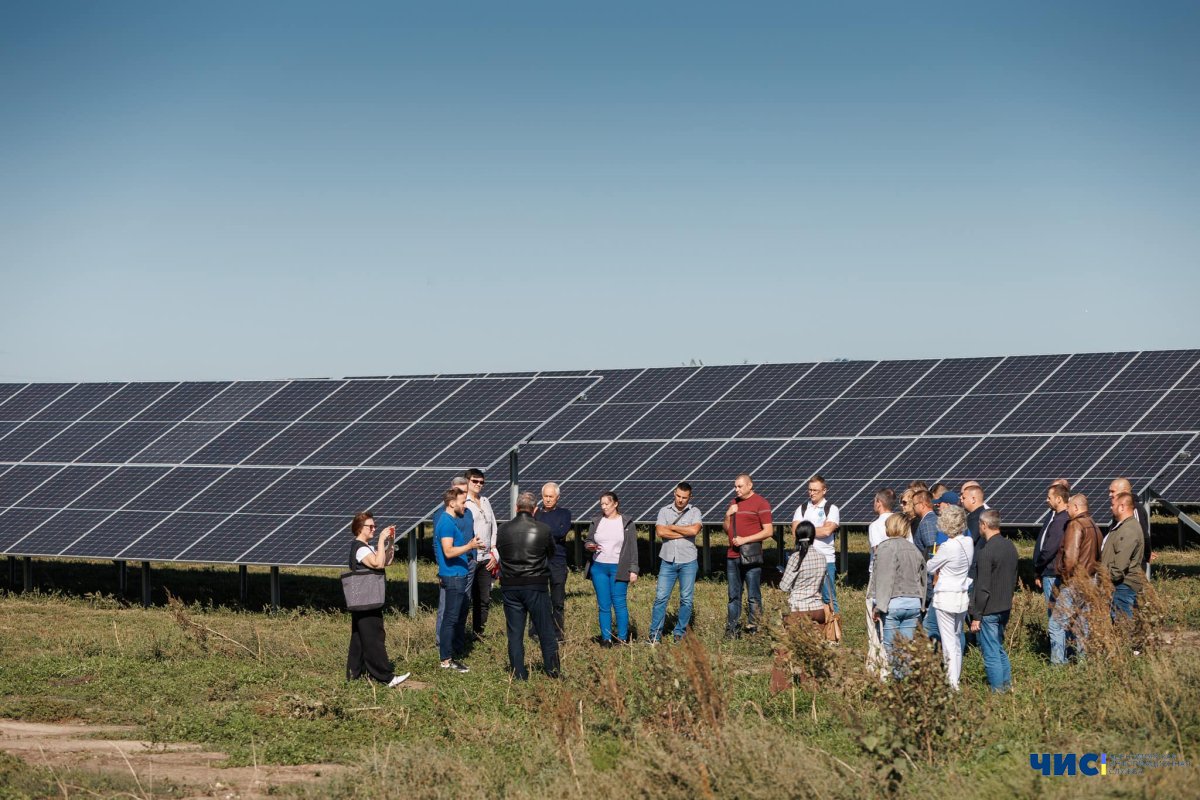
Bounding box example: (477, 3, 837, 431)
(344, 468, 1153, 692)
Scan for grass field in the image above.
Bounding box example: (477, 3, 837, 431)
(1, 531, 1198, 799)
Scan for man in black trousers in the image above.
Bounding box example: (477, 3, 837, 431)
(496, 491, 560, 680)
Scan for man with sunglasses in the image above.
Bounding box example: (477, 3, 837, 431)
(464, 468, 498, 639)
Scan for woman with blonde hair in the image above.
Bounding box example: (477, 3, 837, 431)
(925, 504, 973, 689)
(869, 513, 927, 675)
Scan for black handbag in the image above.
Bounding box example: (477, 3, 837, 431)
(733, 508, 764, 566)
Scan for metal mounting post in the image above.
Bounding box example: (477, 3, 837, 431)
(116, 560, 128, 595)
(140, 562, 151, 607)
(270, 566, 280, 612)
(238, 564, 248, 603)
(22, 557, 33, 592)
(509, 447, 519, 515)
(407, 523, 418, 618)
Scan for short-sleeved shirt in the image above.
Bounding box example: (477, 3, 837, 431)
(434, 510, 474, 577)
(867, 512, 895, 573)
(794, 500, 840, 563)
(655, 503, 703, 564)
(726, 493, 773, 558)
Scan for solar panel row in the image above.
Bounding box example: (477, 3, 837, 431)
(2, 350, 1197, 570)
(521, 350, 1200, 527)
(0, 374, 598, 566)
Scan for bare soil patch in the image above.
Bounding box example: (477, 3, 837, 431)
(0, 719, 345, 798)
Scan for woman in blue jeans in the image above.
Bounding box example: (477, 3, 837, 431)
(869, 514, 927, 677)
(584, 491, 640, 646)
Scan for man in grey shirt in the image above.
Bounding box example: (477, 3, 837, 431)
(648, 482, 704, 643)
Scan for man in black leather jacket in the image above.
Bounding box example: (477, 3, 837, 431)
(496, 491, 560, 679)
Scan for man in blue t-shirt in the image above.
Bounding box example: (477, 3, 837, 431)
(434, 485, 478, 673)
(433, 477, 474, 651)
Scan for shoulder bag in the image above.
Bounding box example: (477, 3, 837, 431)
(342, 539, 386, 611)
(734, 506, 764, 566)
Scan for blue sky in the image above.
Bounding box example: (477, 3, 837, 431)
(2, 1, 1197, 381)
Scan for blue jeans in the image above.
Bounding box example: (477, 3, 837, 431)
(590, 561, 629, 641)
(435, 558, 476, 648)
(882, 598, 922, 654)
(437, 574, 469, 661)
(821, 561, 839, 613)
(1050, 584, 1087, 665)
(1111, 583, 1138, 621)
(1041, 575, 1057, 612)
(649, 559, 698, 641)
(726, 559, 762, 634)
(978, 611, 1012, 691)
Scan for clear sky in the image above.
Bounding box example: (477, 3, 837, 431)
(2, 1, 1198, 382)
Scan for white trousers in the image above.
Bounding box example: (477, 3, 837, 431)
(865, 597, 886, 678)
(934, 607, 965, 690)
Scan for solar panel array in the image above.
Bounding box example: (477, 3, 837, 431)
(2, 350, 1197, 569)
(515, 350, 1200, 527)
(0, 375, 597, 567)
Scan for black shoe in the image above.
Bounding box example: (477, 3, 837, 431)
(440, 659, 470, 673)
(599, 639, 614, 649)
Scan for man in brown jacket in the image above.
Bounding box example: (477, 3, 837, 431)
(1049, 494, 1101, 665)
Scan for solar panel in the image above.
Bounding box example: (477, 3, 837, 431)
(0, 374, 599, 566)
(523, 350, 1200, 524)
(3, 350, 1197, 564)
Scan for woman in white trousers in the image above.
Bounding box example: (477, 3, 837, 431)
(925, 504, 973, 690)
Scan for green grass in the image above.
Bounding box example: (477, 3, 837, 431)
(1, 533, 1198, 799)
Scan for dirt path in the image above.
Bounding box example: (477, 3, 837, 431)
(0, 719, 346, 798)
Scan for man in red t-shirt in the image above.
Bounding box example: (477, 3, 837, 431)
(724, 473, 774, 637)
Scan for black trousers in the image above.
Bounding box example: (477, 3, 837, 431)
(533, 562, 568, 642)
(470, 561, 495, 634)
(503, 586, 560, 680)
(347, 608, 394, 683)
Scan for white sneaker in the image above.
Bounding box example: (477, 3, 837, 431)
(388, 673, 411, 687)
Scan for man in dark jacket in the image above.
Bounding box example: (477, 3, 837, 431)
(1033, 483, 1070, 616)
(968, 510, 1017, 692)
(496, 491, 560, 679)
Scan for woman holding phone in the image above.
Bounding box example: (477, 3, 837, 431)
(584, 491, 639, 646)
(347, 510, 410, 687)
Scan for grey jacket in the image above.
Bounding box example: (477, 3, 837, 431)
(868, 537, 927, 614)
(585, 513, 640, 582)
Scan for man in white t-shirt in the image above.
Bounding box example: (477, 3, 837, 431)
(791, 474, 840, 612)
(867, 487, 897, 573)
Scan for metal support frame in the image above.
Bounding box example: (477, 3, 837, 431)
(648, 525, 657, 575)
(1144, 488, 1200, 541)
(116, 560, 128, 595)
(269, 566, 280, 612)
(701, 526, 711, 576)
(140, 562, 151, 607)
(838, 527, 848, 574)
(509, 448, 519, 516)
(238, 564, 248, 603)
(8, 556, 17, 590)
(774, 525, 785, 570)
(22, 557, 33, 592)
(407, 522, 419, 619)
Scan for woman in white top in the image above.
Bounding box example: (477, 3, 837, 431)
(925, 504, 974, 690)
(347, 511, 409, 688)
(584, 491, 640, 646)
